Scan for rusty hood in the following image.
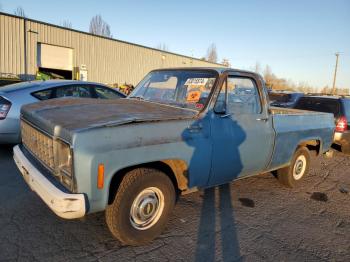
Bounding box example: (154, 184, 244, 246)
(21, 98, 197, 140)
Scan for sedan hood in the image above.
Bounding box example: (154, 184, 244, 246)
(21, 98, 197, 139)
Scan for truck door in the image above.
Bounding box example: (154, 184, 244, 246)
(208, 74, 274, 186)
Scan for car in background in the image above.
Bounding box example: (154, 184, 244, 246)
(269, 91, 303, 108)
(294, 95, 350, 154)
(0, 80, 125, 144)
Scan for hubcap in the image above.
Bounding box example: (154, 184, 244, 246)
(293, 155, 306, 180)
(130, 187, 164, 230)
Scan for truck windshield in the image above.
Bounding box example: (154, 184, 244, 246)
(129, 70, 218, 111)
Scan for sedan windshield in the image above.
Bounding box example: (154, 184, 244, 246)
(129, 70, 218, 111)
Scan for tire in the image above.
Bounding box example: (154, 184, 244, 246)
(277, 147, 310, 188)
(105, 168, 176, 246)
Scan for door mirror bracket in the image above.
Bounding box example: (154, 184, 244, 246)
(214, 101, 226, 114)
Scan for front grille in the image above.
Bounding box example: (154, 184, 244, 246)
(21, 120, 55, 170)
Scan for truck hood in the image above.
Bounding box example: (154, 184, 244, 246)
(21, 98, 197, 141)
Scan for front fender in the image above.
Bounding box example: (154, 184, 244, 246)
(72, 118, 211, 213)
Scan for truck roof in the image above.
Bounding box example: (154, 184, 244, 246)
(155, 67, 259, 76)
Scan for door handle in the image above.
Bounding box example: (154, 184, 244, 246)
(220, 113, 232, 118)
(256, 117, 268, 122)
(187, 123, 203, 132)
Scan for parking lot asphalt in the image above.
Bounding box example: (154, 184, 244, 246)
(1, 145, 350, 262)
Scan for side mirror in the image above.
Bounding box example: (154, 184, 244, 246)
(214, 100, 226, 114)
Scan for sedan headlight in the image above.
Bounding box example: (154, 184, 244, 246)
(0, 96, 11, 120)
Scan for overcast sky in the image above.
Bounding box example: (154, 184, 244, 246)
(1, 0, 350, 89)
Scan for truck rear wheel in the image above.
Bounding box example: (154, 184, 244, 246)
(277, 147, 310, 188)
(106, 168, 176, 246)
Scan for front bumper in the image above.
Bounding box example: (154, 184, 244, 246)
(13, 145, 86, 219)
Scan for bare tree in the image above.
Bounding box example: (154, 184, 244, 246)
(89, 15, 112, 38)
(156, 43, 169, 51)
(263, 65, 309, 92)
(263, 65, 273, 87)
(14, 6, 26, 17)
(320, 85, 331, 94)
(60, 20, 72, 29)
(206, 43, 218, 63)
(254, 62, 262, 74)
(221, 58, 231, 67)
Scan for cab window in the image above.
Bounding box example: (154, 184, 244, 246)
(216, 76, 261, 114)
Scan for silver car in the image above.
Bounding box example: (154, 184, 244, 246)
(0, 80, 125, 144)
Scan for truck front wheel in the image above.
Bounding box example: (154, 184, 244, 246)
(277, 147, 310, 188)
(106, 168, 176, 246)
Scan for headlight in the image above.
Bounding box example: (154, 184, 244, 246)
(55, 140, 74, 189)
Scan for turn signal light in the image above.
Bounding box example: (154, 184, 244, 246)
(335, 116, 347, 132)
(97, 164, 104, 189)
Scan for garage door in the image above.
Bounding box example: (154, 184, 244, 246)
(37, 43, 73, 71)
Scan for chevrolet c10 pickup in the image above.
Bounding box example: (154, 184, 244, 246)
(13, 67, 335, 245)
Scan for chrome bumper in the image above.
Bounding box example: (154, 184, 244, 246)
(13, 145, 86, 219)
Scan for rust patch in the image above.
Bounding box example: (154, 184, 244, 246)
(21, 98, 197, 132)
(162, 159, 189, 191)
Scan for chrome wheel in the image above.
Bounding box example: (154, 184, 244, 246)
(293, 155, 306, 180)
(130, 187, 165, 230)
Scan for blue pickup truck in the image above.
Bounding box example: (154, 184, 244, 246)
(14, 68, 334, 245)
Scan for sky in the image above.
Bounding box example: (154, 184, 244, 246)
(1, 0, 350, 89)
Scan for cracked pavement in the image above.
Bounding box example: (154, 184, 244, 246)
(1, 145, 350, 261)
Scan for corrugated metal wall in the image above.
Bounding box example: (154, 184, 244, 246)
(0, 13, 223, 85)
(0, 14, 25, 76)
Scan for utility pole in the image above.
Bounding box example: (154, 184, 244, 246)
(332, 52, 340, 95)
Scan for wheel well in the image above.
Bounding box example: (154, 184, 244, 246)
(331, 143, 342, 152)
(108, 160, 188, 205)
(298, 139, 321, 155)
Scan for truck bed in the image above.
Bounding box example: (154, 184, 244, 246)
(267, 107, 335, 169)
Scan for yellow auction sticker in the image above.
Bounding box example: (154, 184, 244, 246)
(187, 90, 201, 102)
